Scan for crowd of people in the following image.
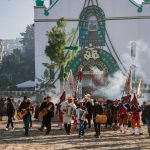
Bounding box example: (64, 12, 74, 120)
(0, 93, 150, 138)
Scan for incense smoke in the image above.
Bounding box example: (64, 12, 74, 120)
(93, 71, 126, 100)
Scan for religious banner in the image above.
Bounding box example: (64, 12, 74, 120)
(65, 70, 76, 97)
(124, 68, 132, 95)
(136, 80, 143, 98)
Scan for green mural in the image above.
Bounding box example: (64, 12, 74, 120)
(65, 47, 120, 77)
(65, 4, 120, 83)
(79, 5, 105, 47)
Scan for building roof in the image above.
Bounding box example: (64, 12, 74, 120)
(16, 80, 35, 88)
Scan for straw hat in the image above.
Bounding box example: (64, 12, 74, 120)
(67, 96, 74, 100)
(86, 94, 91, 97)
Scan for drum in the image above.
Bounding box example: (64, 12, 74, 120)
(96, 114, 107, 124)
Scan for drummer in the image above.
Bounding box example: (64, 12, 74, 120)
(92, 98, 104, 138)
(60, 96, 76, 135)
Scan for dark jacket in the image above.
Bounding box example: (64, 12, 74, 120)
(0, 100, 4, 115)
(142, 105, 150, 120)
(85, 101, 93, 118)
(39, 101, 47, 112)
(111, 105, 119, 115)
(6, 102, 15, 116)
(93, 104, 104, 118)
(43, 102, 55, 125)
(19, 101, 31, 116)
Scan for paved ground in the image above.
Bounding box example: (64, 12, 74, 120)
(0, 117, 150, 150)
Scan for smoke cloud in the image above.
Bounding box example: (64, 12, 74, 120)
(93, 71, 126, 100)
(123, 39, 150, 81)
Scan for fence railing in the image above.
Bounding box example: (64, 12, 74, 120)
(0, 91, 35, 97)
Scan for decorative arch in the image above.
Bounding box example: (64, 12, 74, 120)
(79, 5, 105, 47)
(65, 48, 120, 78)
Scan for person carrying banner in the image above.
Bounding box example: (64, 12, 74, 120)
(130, 94, 143, 135)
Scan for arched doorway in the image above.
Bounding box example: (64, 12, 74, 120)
(65, 47, 120, 97)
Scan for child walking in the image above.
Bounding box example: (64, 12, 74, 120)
(76, 101, 87, 137)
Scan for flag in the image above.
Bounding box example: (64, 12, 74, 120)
(65, 70, 76, 97)
(136, 80, 143, 98)
(60, 91, 66, 101)
(78, 68, 82, 81)
(122, 95, 131, 103)
(74, 91, 77, 100)
(76, 80, 82, 100)
(130, 93, 139, 108)
(124, 67, 132, 95)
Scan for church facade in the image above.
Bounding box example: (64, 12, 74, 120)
(34, 0, 150, 96)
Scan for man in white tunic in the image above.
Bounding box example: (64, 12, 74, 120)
(61, 96, 76, 135)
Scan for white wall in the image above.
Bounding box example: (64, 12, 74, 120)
(34, 0, 150, 93)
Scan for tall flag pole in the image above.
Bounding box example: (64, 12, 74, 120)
(65, 70, 76, 97)
(130, 93, 140, 108)
(124, 67, 132, 95)
(131, 42, 136, 92)
(136, 80, 143, 98)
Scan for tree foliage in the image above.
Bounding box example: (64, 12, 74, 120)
(37, 18, 77, 92)
(0, 24, 35, 90)
(45, 18, 66, 67)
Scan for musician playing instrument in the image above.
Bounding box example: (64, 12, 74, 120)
(38, 97, 47, 131)
(39, 96, 54, 135)
(19, 96, 32, 136)
(60, 96, 76, 135)
(92, 98, 104, 138)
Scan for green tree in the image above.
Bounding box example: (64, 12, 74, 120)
(19, 24, 35, 81)
(37, 18, 77, 92)
(0, 24, 35, 90)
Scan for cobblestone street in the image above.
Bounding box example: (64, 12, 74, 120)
(0, 117, 150, 150)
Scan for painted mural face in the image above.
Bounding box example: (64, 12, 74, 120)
(88, 16, 97, 31)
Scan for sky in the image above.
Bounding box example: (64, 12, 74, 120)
(0, 0, 144, 39)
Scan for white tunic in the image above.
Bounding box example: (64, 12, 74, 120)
(60, 101, 76, 124)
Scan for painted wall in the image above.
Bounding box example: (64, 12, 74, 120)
(34, 0, 150, 93)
